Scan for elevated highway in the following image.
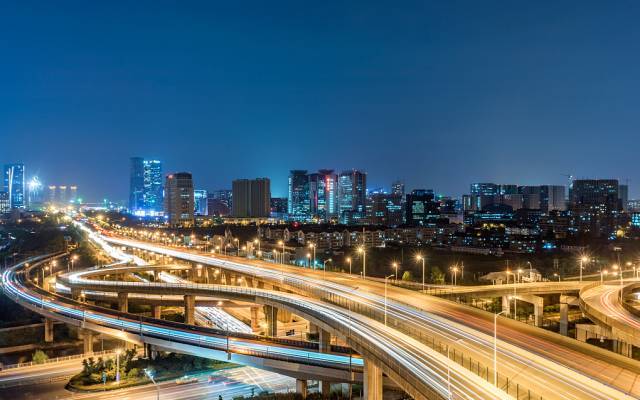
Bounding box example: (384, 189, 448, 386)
(579, 280, 640, 351)
(3, 255, 512, 400)
(101, 230, 640, 399)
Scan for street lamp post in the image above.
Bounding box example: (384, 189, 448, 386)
(308, 243, 316, 269)
(494, 310, 507, 386)
(416, 255, 425, 292)
(144, 369, 160, 400)
(579, 256, 589, 283)
(323, 259, 332, 280)
(69, 255, 78, 272)
(346, 257, 352, 275)
(115, 349, 122, 383)
(357, 247, 366, 279)
(278, 240, 285, 264)
(451, 266, 459, 286)
(392, 262, 398, 282)
(601, 269, 608, 284)
(384, 275, 394, 326)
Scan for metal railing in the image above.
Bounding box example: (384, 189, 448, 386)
(1, 349, 116, 371)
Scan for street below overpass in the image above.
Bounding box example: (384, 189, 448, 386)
(104, 232, 640, 399)
(0, 359, 296, 400)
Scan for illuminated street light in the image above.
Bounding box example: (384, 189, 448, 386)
(308, 243, 316, 269)
(451, 265, 459, 286)
(357, 247, 366, 279)
(346, 257, 352, 275)
(392, 262, 399, 282)
(416, 255, 425, 292)
(579, 255, 589, 282)
(115, 349, 122, 383)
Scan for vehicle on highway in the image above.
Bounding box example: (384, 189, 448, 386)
(175, 375, 199, 385)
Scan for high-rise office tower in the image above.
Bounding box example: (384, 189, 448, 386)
(391, 180, 405, 197)
(309, 169, 337, 221)
(27, 176, 43, 207)
(69, 186, 78, 203)
(3, 163, 25, 209)
(619, 184, 629, 212)
(405, 189, 439, 226)
(207, 190, 232, 216)
(288, 170, 310, 220)
(0, 192, 9, 214)
(540, 185, 566, 212)
(194, 189, 208, 215)
(338, 169, 367, 223)
(48, 186, 57, 204)
(519, 186, 541, 209)
(129, 157, 145, 211)
(129, 157, 163, 214)
(571, 179, 620, 214)
(470, 183, 499, 196)
(232, 178, 271, 218)
(164, 172, 194, 227)
(143, 159, 163, 212)
(58, 185, 68, 204)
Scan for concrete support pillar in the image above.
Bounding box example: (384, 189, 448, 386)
(277, 309, 292, 323)
(71, 287, 82, 301)
(364, 359, 383, 400)
(319, 328, 331, 353)
(296, 379, 308, 399)
(518, 294, 544, 326)
(184, 295, 196, 325)
(559, 303, 568, 336)
(263, 305, 278, 336)
(501, 296, 510, 316)
(83, 330, 94, 354)
(117, 292, 128, 313)
(250, 306, 260, 331)
(576, 324, 608, 342)
(152, 305, 162, 319)
(319, 380, 331, 395)
(44, 318, 54, 343)
(613, 340, 633, 358)
(150, 344, 159, 360)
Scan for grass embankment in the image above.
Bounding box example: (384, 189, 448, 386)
(67, 349, 236, 392)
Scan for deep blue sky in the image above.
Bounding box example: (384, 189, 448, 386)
(2, 1, 640, 201)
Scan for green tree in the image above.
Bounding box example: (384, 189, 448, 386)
(32, 350, 49, 364)
(431, 266, 445, 284)
(401, 271, 413, 281)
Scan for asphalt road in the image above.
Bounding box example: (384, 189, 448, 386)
(0, 362, 296, 400)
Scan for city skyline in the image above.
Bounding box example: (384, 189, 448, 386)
(3, 2, 640, 201)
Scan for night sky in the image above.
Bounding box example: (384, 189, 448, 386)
(2, 1, 640, 202)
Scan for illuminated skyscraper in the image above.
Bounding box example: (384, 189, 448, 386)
(27, 176, 43, 207)
(129, 157, 163, 215)
(194, 189, 208, 215)
(3, 163, 25, 209)
(143, 159, 163, 212)
(338, 169, 367, 224)
(391, 180, 405, 197)
(129, 157, 144, 211)
(309, 169, 337, 221)
(0, 192, 9, 214)
(288, 170, 310, 220)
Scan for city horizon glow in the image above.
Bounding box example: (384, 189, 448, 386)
(1, 2, 640, 201)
